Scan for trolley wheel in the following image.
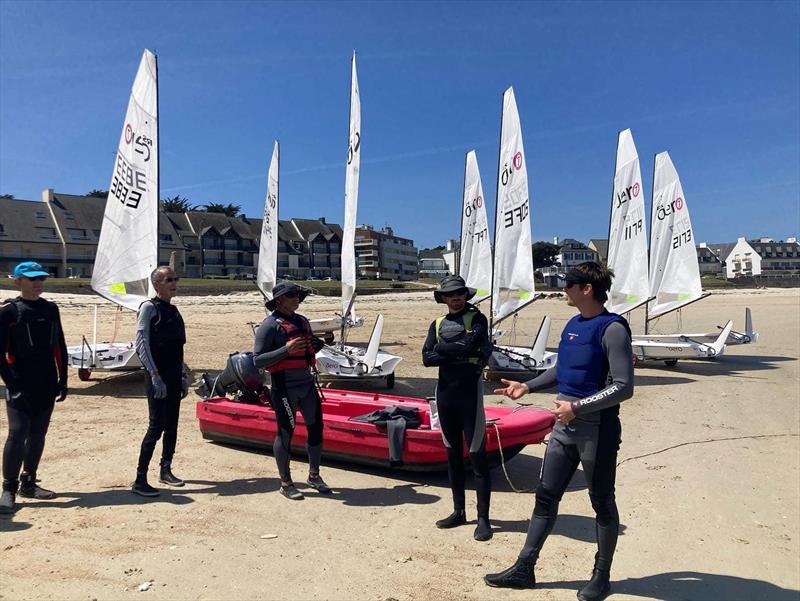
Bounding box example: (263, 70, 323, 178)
(385, 372, 395, 389)
(323, 332, 335, 345)
(78, 368, 92, 381)
(664, 359, 678, 367)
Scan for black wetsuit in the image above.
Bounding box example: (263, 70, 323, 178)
(0, 297, 67, 493)
(135, 298, 186, 477)
(253, 310, 325, 483)
(518, 312, 633, 574)
(422, 304, 494, 518)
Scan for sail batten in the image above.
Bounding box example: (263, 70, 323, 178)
(257, 141, 280, 299)
(341, 53, 360, 319)
(91, 49, 159, 312)
(647, 151, 702, 317)
(492, 87, 535, 322)
(460, 151, 492, 296)
(606, 129, 650, 315)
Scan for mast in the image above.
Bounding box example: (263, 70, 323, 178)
(645, 152, 655, 334)
(606, 129, 621, 267)
(155, 51, 160, 274)
(457, 151, 468, 277)
(488, 89, 504, 334)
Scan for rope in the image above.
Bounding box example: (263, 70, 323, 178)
(490, 420, 534, 494)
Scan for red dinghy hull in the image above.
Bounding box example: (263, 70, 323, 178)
(196, 388, 554, 471)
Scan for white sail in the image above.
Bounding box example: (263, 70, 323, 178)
(648, 151, 702, 318)
(492, 87, 535, 322)
(91, 49, 159, 312)
(607, 129, 649, 314)
(257, 141, 279, 299)
(341, 53, 360, 319)
(459, 150, 492, 297)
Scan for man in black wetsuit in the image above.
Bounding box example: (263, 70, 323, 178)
(132, 266, 189, 497)
(253, 281, 330, 501)
(484, 262, 634, 601)
(422, 275, 494, 541)
(0, 261, 68, 514)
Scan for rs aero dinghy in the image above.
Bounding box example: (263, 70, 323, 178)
(255, 141, 358, 344)
(480, 88, 556, 381)
(605, 131, 739, 366)
(66, 49, 160, 380)
(195, 352, 555, 471)
(314, 53, 402, 388)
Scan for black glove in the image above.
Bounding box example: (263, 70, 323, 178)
(55, 384, 68, 403)
(4, 379, 26, 404)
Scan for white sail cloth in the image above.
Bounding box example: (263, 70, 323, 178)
(257, 141, 280, 299)
(341, 53, 360, 319)
(492, 87, 535, 322)
(648, 151, 702, 318)
(459, 150, 492, 297)
(606, 129, 649, 314)
(91, 49, 159, 312)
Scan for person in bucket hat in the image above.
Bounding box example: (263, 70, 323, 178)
(265, 281, 310, 311)
(253, 281, 330, 500)
(423, 275, 493, 541)
(433, 275, 477, 304)
(0, 261, 67, 515)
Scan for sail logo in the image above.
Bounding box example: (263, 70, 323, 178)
(347, 131, 361, 165)
(655, 196, 684, 221)
(463, 195, 483, 217)
(500, 151, 524, 186)
(123, 122, 153, 162)
(567, 332, 579, 341)
(615, 182, 640, 208)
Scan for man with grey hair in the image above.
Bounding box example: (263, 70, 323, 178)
(132, 266, 189, 497)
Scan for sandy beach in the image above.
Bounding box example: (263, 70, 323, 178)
(0, 288, 798, 601)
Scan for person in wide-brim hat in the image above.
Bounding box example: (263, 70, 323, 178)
(265, 281, 310, 311)
(433, 275, 477, 304)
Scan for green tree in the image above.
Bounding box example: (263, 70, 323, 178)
(161, 195, 193, 212)
(532, 241, 560, 269)
(0, 194, 14, 199)
(86, 189, 108, 198)
(202, 202, 241, 217)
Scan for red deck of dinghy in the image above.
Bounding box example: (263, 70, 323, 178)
(196, 388, 554, 471)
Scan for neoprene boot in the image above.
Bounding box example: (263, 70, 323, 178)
(18, 472, 55, 499)
(159, 461, 185, 487)
(484, 557, 536, 589)
(0, 488, 15, 514)
(474, 516, 493, 541)
(435, 508, 466, 529)
(577, 568, 611, 601)
(131, 472, 160, 497)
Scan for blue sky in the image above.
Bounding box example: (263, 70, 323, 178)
(1, 0, 798, 248)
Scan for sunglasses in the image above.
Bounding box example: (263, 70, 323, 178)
(26, 276, 47, 282)
(161, 277, 180, 283)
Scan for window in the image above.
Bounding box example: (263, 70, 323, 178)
(67, 228, 88, 239)
(35, 211, 46, 219)
(64, 211, 75, 221)
(0, 223, 5, 236)
(36, 227, 57, 239)
(160, 234, 173, 243)
(93, 230, 101, 237)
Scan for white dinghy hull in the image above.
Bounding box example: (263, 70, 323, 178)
(315, 314, 402, 388)
(67, 342, 142, 380)
(633, 320, 733, 365)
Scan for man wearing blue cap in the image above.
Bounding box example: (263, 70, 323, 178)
(0, 262, 68, 514)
